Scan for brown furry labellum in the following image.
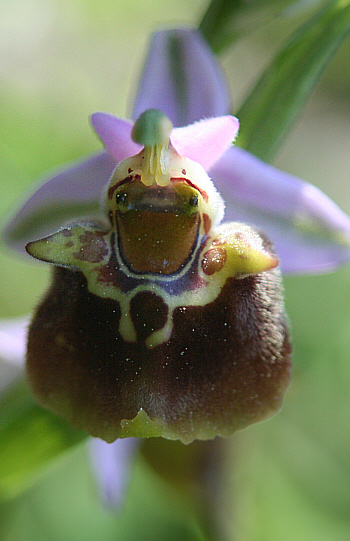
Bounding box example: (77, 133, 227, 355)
(26, 218, 291, 444)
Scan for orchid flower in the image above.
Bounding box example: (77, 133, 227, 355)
(2, 27, 350, 505)
(23, 106, 291, 443)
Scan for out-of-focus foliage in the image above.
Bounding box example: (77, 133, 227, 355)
(236, 0, 350, 161)
(200, 0, 321, 52)
(0, 381, 86, 500)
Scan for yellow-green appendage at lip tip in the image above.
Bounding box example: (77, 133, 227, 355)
(118, 409, 228, 444)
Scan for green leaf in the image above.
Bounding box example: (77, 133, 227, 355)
(235, 0, 350, 161)
(0, 380, 87, 500)
(199, 0, 321, 53)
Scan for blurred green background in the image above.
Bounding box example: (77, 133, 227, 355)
(1, 0, 350, 540)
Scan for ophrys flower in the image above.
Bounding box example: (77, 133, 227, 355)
(24, 109, 291, 444)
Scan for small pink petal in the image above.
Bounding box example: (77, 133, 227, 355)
(171, 116, 239, 171)
(91, 113, 141, 161)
